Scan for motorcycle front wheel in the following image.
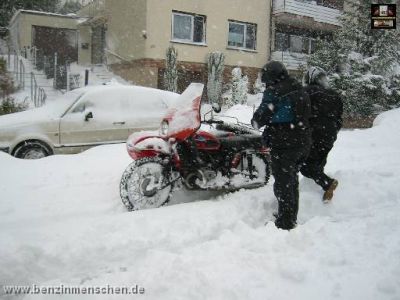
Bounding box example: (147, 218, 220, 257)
(120, 157, 172, 211)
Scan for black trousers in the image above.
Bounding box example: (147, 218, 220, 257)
(271, 144, 310, 230)
(300, 137, 335, 191)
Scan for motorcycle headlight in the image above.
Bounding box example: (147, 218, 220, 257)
(160, 120, 169, 136)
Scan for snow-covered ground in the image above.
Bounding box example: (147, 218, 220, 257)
(68, 63, 131, 87)
(0, 107, 400, 300)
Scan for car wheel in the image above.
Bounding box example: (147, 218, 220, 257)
(13, 141, 52, 160)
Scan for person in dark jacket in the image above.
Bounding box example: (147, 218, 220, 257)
(300, 66, 343, 202)
(251, 61, 311, 230)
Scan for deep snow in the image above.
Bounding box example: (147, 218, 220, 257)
(0, 108, 400, 300)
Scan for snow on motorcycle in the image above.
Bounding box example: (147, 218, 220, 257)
(120, 83, 271, 211)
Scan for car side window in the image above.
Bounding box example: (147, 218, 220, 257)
(72, 102, 86, 113)
(68, 93, 88, 113)
(71, 98, 96, 114)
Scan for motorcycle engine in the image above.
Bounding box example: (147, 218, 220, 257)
(183, 168, 217, 190)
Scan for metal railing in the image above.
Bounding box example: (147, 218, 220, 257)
(2, 47, 47, 107)
(271, 51, 308, 71)
(9, 51, 26, 89)
(30, 71, 47, 107)
(19, 58, 25, 89)
(4, 45, 85, 107)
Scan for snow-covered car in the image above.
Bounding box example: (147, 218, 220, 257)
(0, 85, 179, 159)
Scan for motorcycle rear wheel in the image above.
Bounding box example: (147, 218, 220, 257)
(238, 154, 270, 185)
(120, 157, 172, 211)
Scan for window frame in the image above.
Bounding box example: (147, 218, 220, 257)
(309, 38, 316, 54)
(274, 32, 316, 55)
(289, 34, 304, 53)
(171, 11, 206, 45)
(227, 20, 257, 51)
(275, 32, 289, 52)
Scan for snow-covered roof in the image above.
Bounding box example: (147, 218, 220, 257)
(9, 9, 83, 26)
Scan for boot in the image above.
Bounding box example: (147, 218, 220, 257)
(275, 218, 297, 230)
(274, 211, 297, 230)
(323, 179, 338, 202)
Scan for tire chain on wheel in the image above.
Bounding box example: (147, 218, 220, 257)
(120, 157, 172, 211)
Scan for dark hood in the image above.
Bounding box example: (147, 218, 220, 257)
(267, 76, 302, 97)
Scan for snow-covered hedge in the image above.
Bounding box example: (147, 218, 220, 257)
(308, 1, 400, 117)
(207, 52, 225, 105)
(228, 67, 248, 107)
(164, 46, 178, 93)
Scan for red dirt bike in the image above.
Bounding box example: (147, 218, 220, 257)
(120, 83, 270, 211)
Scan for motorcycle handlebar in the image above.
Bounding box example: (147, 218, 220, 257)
(203, 118, 262, 134)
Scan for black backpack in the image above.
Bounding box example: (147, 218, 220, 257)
(278, 89, 311, 128)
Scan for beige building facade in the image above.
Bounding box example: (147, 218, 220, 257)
(9, 1, 344, 91)
(76, 0, 271, 91)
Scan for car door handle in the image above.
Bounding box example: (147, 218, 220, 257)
(113, 121, 126, 125)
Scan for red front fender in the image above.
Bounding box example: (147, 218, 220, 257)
(127, 135, 171, 160)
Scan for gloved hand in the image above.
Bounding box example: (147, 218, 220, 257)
(251, 118, 260, 130)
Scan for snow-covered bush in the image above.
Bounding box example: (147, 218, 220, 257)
(239, 74, 249, 104)
(331, 73, 390, 117)
(253, 72, 265, 94)
(0, 97, 27, 115)
(164, 46, 178, 93)
(308, 0, 400, 117)
(229, 67, 248, 107)
(207, 52, 225, 105)
(0, 58, 14, 98)
(389, 74, 400, 107)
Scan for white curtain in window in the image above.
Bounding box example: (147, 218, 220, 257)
(245, 24, 256, 50)
(173, 14, 192, 40)
(289, 35, 303, 53)
(228, 23, 244, 47)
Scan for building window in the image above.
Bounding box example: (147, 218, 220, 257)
(310, 39, 317, 54)
(289, 35, 303, 53)
(275, 32, 316, 54)
(302, 37, 310, 54)
(228, 21, 257, 50)
(172, 11, 206, 44)
(275, 32, 289, 51)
